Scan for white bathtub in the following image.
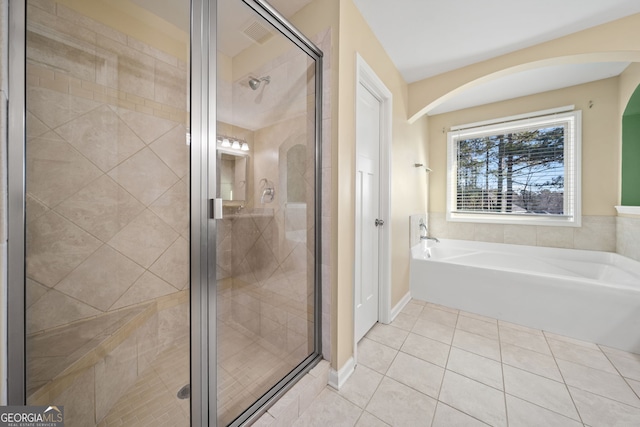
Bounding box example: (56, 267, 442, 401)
(410, 239, 640, 353)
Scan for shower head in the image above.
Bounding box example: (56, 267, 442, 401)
(249, 76, 270, 90)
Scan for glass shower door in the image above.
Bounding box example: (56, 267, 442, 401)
(23, 1, 191, 425)
(215, 0, 322, 424)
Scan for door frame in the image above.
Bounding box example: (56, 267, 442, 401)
(353, 53, 392, 355)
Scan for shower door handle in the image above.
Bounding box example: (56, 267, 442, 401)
(375, 219, 384, 227)
(209, 198, 223, 219)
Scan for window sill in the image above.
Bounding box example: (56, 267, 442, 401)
(615, 206, 640, 216)
(447, 211, 581, 227)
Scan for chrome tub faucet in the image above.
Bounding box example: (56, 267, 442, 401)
(419, 219, 439, 243)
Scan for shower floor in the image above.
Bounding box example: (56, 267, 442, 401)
(98, 327, 304, 427)
(98, 338, 190, 427)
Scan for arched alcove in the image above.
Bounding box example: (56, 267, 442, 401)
(409, 52, 640, 121)
(622, 83, 640, 205)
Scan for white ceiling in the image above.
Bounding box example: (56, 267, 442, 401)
(132, 0, 640, 115)
(352, 0, 640, 115)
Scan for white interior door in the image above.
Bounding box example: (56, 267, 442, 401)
(355, 82, 381, 343)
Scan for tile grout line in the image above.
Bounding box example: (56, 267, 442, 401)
(598, 343, 640, 402)
(546, 335, 640, 412)
(543, 329, 586, 426)
(428, 309, 460, 427)
(497, 321, 509, 427)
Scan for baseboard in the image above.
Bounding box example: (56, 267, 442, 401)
(328, 356, 355, 390)
(390, 291, 412, 322)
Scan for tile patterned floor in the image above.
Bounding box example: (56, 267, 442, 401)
(294, 299, 640, 427)
(98, 339, 190, 426)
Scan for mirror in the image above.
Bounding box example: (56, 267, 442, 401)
(218, 151, 248, 202)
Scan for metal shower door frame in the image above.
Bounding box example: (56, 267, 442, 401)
(210, 1, 324, 425)
(6, 0, 322, 425)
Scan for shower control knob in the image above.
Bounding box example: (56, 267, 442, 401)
(375, 219, 384, 227)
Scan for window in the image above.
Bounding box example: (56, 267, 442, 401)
(447, 108, 581, 226)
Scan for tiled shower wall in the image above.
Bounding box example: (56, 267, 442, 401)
(215, 28, 332, 362)
(23, 1, 189, 420)
(212, 29, 331, 423)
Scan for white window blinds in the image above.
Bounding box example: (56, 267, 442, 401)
(447, 109, 581, 226)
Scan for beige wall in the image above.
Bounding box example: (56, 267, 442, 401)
(409, 13, 640, 121)
(418, 14, 640, 256)
(429, 78, 620, 216)
(333, 0, 429, 369)
(427, 78, 621, 252)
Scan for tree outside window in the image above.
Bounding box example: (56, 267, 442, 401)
(447, 110, 581, 226)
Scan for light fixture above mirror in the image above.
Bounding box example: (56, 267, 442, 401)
(217, 134, 249, 153)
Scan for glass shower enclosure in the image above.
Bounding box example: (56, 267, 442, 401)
(8, 0, 322, 425)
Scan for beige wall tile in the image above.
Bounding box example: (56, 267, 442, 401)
(26, 278, 47, 309)
(574, 216, 616, 252)
(26, 210, 102, 287)
(154, 59, 187, 109)
(113, 106, 177, 144)
(447, 222, 476, 240)
(428, 212, 448, 239)
(27, 87, 100, 129)
(474, 223, 504, 243)
(27, 289, 101, 334)
(26, 131, 102, 208)
(26, 111, 49, 139)
(536, 226, 574, 249)
(149, 237, 189, 289)
(108, 209, 178, 268)
(55, 4, 127, 45)
(149, 124, 189, 178)
(95, 35, 155, 100)
(54, 175, 145, 242)
(107, 148, 179, 206)
(55, 105, 145, 172)
(110, 272, 177, 310)
(55, 244, 144, 311)
(149, 178, 189, 233)
(26, 29, 96, 82)
(617, 216, 640, 262)
(25, 194, 49, 225)
(503, 225, 537, 246)
(28, 4, 96, 46)
(28, 0, 56, 14)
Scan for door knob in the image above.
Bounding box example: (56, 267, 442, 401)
(375, 219, 384, 227)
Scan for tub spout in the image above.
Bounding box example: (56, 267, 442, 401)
(418, 219, 439, 243)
